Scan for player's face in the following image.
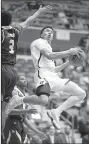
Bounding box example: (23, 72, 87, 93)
(65, 125, 71, 134)
(42, 28, 54, 41)
(18, 76, 28, 87)
(49, 126, 55, 135)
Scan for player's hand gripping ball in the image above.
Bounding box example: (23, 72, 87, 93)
(69, 48, 86, 66)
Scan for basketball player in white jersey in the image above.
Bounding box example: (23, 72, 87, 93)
(30, 26, 86, 127)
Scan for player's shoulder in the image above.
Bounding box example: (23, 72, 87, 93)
(31, 38, 46, 46)
(31, 38, 41, 44)
(13, 86, 24, 97)
(13, 86, 19, 94)
(30, 38, 41, 47)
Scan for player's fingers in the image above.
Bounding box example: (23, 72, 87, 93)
(76, 53, 80, 58)
(45, 5, 52, 10)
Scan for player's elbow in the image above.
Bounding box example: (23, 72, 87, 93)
(78, 90, 86, 101)
(47, 53, 54, 60)
(42, 53, 52, 60)
(20, 22, 28, 29)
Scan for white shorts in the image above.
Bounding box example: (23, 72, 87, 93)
(34, 69, 69, 92)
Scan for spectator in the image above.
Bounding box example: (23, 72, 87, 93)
(64, 124, 75, 144)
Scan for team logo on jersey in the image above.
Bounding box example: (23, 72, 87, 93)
(39, 79, 46, 86)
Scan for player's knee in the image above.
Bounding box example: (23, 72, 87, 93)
(78, 89, 86, 101)
(36, 83, 50, 105)
(39, 94, 48, 105)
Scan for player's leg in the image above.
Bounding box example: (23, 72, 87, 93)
(35, 83, 51, 121)
(5, 66, 18, 102)
(23, 95, 48, 106)
(1, 65, 9, 134)
(55, 81, 86, 114)
(48, 80, 86, 125)
(2, 65, 17, 102)
(2, 65, 18, 133)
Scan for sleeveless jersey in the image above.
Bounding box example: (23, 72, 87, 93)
(30, 38, 55, 72)
(5, 86, 25, 115)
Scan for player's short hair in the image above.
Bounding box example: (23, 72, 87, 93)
(40, 26, 54, 36)
(1, 10, 12, 26)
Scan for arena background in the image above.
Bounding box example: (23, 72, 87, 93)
(2, 0, 89, 143)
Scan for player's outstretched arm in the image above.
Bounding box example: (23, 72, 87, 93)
(20, 5, 52, 28)
(54, 60, 70, 73)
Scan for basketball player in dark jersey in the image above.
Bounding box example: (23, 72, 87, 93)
(3, 75, 47, 144)
(1, 5, 52, 135)
(1, 5, 52, 102)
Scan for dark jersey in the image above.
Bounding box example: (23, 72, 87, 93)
(1, 25, 22, 65)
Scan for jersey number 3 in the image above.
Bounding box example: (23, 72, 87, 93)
(9, 33, 15, 54)
(9, 39, 14, 54)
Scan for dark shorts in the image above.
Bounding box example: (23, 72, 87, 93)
(3, 116, 24, 144)
(1, 64, 18, 102)
(36, 83, 50, 97)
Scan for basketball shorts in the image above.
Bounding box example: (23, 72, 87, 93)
(1, 64, 18, 102)
(34, 70, 69, 96)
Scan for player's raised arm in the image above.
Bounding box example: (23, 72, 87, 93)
(20, 5, 52, 29)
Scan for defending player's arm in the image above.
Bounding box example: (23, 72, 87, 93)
(35, 42, 81, 60)
(19, 5, 52, 29)
(54, 60, 70, 73)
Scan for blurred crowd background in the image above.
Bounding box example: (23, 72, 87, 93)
(2, 0, 89, 30)
(2, 0, 89, 143)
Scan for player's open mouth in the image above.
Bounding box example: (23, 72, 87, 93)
(24, 82, 27, 85)
(48, 34, 51, 38)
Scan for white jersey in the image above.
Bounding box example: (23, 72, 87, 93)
(30, 38, 69, 91)
(30, 38, 55, 72)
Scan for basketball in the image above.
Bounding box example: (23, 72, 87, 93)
(69, 49, 86, 66)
